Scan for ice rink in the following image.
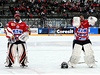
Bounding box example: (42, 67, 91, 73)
(0, 35, 100, 75)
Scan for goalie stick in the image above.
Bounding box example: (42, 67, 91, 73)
(78, 60, 98, 64)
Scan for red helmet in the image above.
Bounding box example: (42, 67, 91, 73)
(14, 13, 21, 17)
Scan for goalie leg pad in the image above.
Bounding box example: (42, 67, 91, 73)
(6, 44, 17, 65)
(17, 43, 28, 65)
(83, 43, 94, 56)
(83, 43, 96, 67)
(84, 55, 96, 68)
(68, 56, 81, 67)
(68, 44, 82, 67)
(72, 44, 82, 56)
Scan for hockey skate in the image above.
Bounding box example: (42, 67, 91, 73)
(88, 63, 96, 68)
(5, 63, 12, 68)
(20, 62, 28, 68)
(5, 60, 13, 68)
(20, 64, 28, 68)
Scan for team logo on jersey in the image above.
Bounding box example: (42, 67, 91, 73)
(11, 23, 15, 26)
(13, 29, 23, 34)
(16, 25, 19, 29)
(77, 28, 87, 33)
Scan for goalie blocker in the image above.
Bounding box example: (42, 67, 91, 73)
(19, 32, 29, 42)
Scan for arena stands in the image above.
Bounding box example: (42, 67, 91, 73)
(0, 0, 100, 28)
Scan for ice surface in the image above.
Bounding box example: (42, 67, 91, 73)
(0, 36, 100, 75)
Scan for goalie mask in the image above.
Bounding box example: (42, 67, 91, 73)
(14, 14, 21, 23)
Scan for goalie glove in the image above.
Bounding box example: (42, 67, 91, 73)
(73, 17, 80, 28)
(88, 16, 97, 26)
(18, 32, 29, 42)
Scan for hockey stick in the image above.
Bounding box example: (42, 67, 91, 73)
(78, 61, 98, 64)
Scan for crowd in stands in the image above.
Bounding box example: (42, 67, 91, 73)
(0, 0, 8, 6)
(11, 0, 100, 18)
(0, 0, 99, 18)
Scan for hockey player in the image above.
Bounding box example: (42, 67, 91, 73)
(4, 13, 30, 67)
(65, 15, 97, 68)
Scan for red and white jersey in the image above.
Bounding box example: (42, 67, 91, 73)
(6, 20, 30, 39)
(74, 20, 90, 41)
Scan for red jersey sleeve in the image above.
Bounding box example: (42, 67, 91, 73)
(24, 25, 31, 35)
(6, 21, 14, 28)
(22, 22, 30, 32)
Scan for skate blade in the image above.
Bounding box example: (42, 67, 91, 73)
(20, 65, 28, 68)
(5, 65, 13, 68)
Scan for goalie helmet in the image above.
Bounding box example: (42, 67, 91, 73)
(14, 13, 21, 17)
(61, 62, 68, 69)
